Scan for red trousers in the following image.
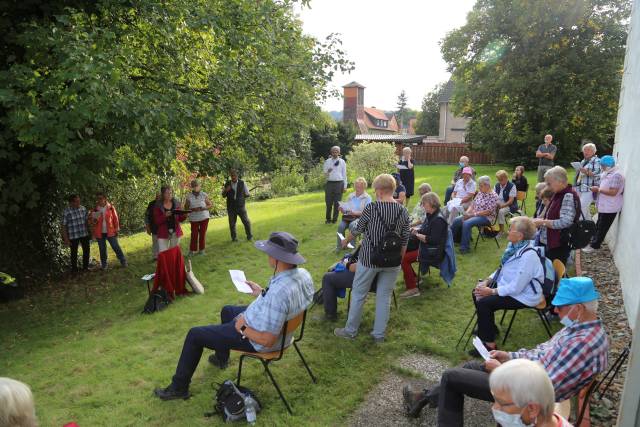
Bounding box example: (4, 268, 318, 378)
(401, 249, 420, 290)
(190, 219, 209, 251)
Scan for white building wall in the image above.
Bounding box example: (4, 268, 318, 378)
(610, 0, 640, 425)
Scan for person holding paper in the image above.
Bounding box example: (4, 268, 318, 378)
(397, 147, 415, 205)
(336, 177, 371, 250)
(402, 277, 608, 424)
(471, 217, 544, 355)
(154, 231, 314, 401)
(574, 141, 601, 222)
(444, 156, 475, 204)
(443, 167, 476, 224)
(154, 186, 187, 253)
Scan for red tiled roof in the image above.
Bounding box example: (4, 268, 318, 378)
(364, 107, 389, 121)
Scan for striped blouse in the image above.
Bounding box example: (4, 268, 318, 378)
(352, 201, 411, 268)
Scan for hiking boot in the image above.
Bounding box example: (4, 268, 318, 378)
(400, 288, 421, 299)
(154, 384, 190, 401)
(333, 328, 356, 340)
(208, 353, 229, 369)
(403, 385, 438, 417)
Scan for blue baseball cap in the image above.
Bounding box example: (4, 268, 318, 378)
(552, 277, 600, 306)
(600, 155, 615, 168)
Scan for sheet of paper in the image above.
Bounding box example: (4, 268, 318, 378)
(336, 232, 355, 249)
(339, 201, 353, 211)
(447, 198, 462, 210)
(472, 336, 491, 361)
(229, 270, 253, 294)
(141, 273, 156, 281)
(571, 162, 582, 171)
(397, 164, 408, 170)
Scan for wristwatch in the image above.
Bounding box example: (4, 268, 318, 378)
(240, 324, 247, 339)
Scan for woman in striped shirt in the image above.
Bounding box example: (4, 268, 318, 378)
(335, 174, 410, 343)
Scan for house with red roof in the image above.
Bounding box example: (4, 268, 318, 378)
(342, 82, 400, 134)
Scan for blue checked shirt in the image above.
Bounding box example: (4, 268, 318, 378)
(62, 206, 89, 240)
(243, 268, 315, 352)
(576, 156, 602, 192)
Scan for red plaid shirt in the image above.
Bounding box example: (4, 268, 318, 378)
(509, 320, 608, 401)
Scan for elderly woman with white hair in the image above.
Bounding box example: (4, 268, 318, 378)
(397, 146, 415, 205)
(451, 175, 500, 254)
(490, 359, 572, 427)
(575, 141, 601, 222)
(533, 166, 580, 265)
(0, 377, 38, 427)
(472, 217, 544, 353)
(336, 177, 372, 250)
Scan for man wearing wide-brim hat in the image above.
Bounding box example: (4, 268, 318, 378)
(154, 231, 315, 401)
(403, 277, 609, 424)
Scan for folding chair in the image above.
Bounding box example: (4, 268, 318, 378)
(498, 259, 566, 345)
(517, 191, 527, 215)
(556, 378, 599, 427)
(474, 206, 501, 250)
(233, 310, 316, 415)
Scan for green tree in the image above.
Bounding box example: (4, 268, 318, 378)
(309, 112, 356, 161)
(346, 142, 398, 185)
(415, 84, 443, 135)
(0, 0, 353, 275)
(440, 0, 630, 165)
(396, 90, 408, 129)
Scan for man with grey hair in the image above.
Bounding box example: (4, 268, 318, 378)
(403, 277, 608, 425)
(323, 146, 348, 224)
(536, 134, 557, 182)
(575, 141, 601, 221)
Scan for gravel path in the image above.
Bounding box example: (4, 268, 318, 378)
(349, 244, 630, 427)
(349, 355, 493, 427)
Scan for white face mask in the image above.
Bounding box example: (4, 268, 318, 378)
(560, 306, 578, 328)
(492, 408, 533, 427)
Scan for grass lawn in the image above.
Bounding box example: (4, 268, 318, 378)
(0, 165, 557, 426)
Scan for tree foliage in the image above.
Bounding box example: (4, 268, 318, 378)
(0, 0, 353, 275)
(396, 90, 408, 129)
(309, 112, 356, 160)
(440, 0, 630, 165)
(346, 142, 398, 185)
(415, 83, 444, 136)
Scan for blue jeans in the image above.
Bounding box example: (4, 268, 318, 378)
(344, 261, 400, 339)
(336, 219, 358, 249)
(172, 305, 256, 390)
(451, 216, 490, 251)
(96, 233, 126, 267)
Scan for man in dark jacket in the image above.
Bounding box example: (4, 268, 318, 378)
(222, 170, 253, 242)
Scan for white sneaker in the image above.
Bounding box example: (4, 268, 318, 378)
(581, 245, 594, 253)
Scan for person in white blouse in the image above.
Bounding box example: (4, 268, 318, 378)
(443, 167, 476, 224)
(336, 177, 371, 250)
(323, 146, 348, 224)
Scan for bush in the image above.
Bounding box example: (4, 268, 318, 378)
(270, 164, 306, 197)
(304, 159, 327, 192)
(346, 142, 398, 184)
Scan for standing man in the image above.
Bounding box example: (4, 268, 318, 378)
(536, 134, 557, 182)
(62, 194, 91, 272)
(222, 170, 252, 242)
(323, 146, 347, 224)
(575, 142, 601, 222)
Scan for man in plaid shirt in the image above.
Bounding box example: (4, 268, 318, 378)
(61, 194, 90, 272)
(403, 277, 608, 425)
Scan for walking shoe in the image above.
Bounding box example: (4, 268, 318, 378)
(231, 238, 238, 242)
(325, 220, 332, 224)
(403, 384, 438, 418)
(400, 288, 421, 298)
(121, 261, 128, 267)
(198, 250, 206, 256)
(372, 336, 385, 344)
(208, 353, 229, 369)
(188, 251, 197, 257)
(154, 384, 191, 401)
(333, 328, 356, 340)
(247, 236, 253, 242)
(581, 245, 594, 253)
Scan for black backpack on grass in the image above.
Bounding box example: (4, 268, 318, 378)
(142, 288, 170, 314)
(207, 380, 261, 422)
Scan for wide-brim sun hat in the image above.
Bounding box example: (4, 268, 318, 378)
(254, 231, 306, 265)
(552, 277, 600, 307)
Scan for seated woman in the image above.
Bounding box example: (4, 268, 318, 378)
(392, 172, 407, 205)
(444, 167, 476, 224)
(321, 248, 359, 321)
(450, 175, 500, 254)
(336, 177, 371, 250)
(0, 377, 38, 427)
(410, 183, 433, 227)
(400, 192, 448, 298)
(512, 165, 529, 192)
(533, 182, 547, 218)
(490, 359, 572, 427)
(472, 216, 544, 353)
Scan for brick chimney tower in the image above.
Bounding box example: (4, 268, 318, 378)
(342, 81, 365, 127)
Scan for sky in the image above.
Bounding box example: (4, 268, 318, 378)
(297, 0, 477, 112)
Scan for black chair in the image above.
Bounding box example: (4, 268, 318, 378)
(233, 310, 316, 414)
(474, 206, 501, 250)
